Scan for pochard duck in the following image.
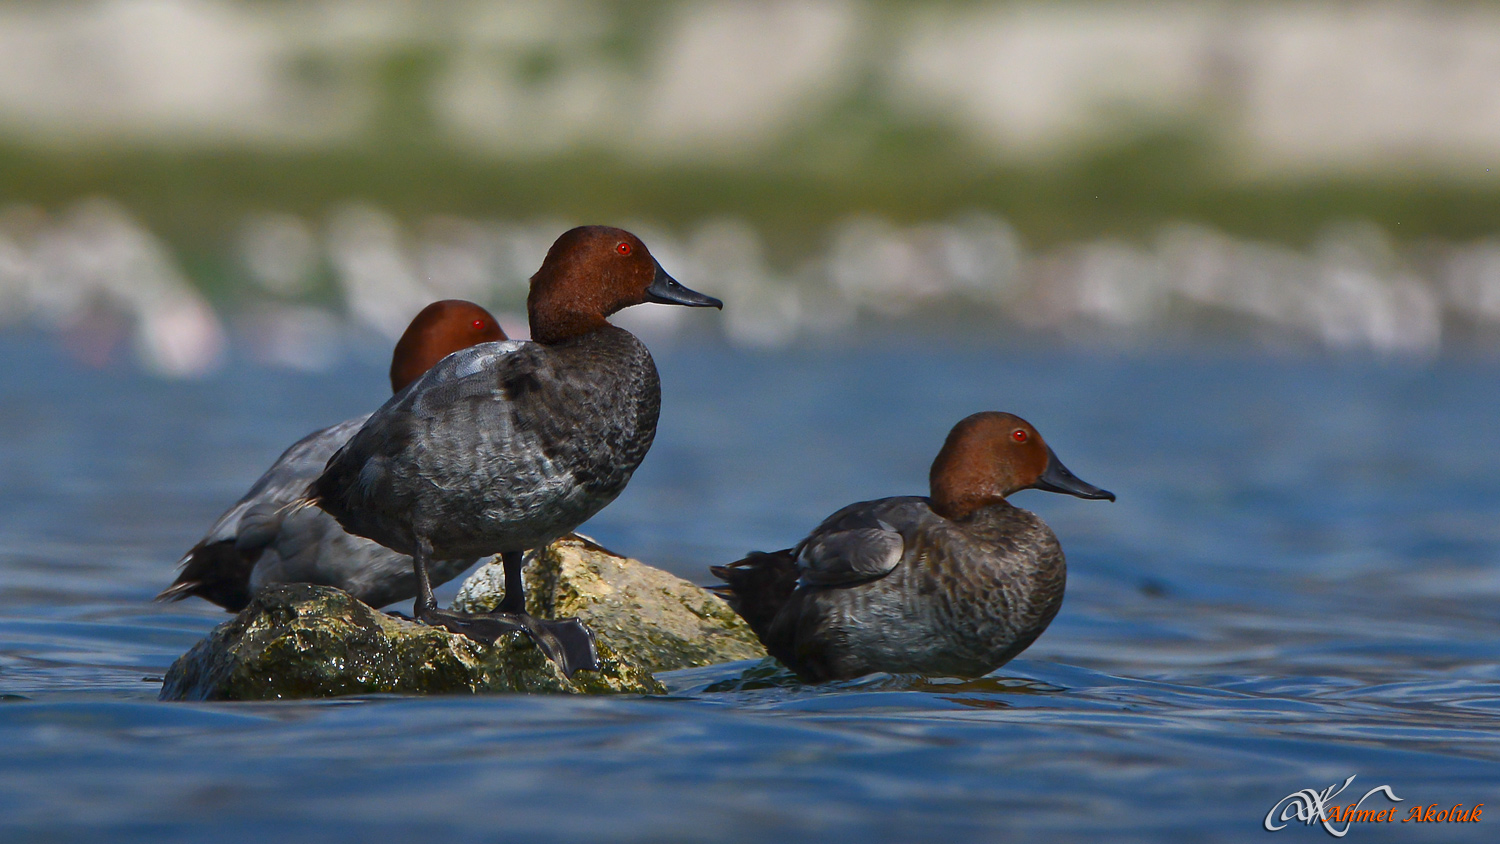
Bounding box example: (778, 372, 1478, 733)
(308, 226, 722, 676)
(158, 300, 507, 611)
(712, 411, 1114, 682)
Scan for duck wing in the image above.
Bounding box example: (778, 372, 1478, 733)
(793, 497, 935, 587)
(160, 414, 371, 609)
(311, 340, 573, 550)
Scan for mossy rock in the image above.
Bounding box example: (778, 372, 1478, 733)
(454, 535, 767, 673)
(160, 583, 663, 701)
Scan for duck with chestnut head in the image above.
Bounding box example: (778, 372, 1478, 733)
(159, 300, 508, 611)
(712, 411, 1114, 682)
(308, 226, 722, 676)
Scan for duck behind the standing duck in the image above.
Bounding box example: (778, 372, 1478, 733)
(159, 300, 507, 612)
(308, 226, 722, 676)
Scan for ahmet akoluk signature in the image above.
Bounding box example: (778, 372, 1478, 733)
(1265, 775, 1483, 837)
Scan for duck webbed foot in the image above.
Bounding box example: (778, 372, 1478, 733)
(491, 610, 600, 677)
(416, 607, 600, 677)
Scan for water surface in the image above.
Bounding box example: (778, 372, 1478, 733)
(1, 332, 1497, 842)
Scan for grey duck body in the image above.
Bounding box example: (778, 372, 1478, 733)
(714, 495, 1067, 682)
(162, 415, 475, 610)
(312, 325, 662, 560)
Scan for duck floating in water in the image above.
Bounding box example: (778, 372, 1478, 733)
(308, 226, 722, 676)
(712, 411, 1114, 682)
(159, 300, 508, 611)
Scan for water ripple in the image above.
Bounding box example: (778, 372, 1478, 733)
(2, 339, 1498, 841)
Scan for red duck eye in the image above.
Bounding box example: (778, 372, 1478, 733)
(472, 320, 485, 330)
(616, 242, 631, 256)
(1012, 429, 1028, 443)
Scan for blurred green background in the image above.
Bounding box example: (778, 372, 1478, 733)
(2, 0, 1499, 370)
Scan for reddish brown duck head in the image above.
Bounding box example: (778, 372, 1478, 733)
(929, 411, 1114, 520)
(389, 300, 507, 392)
(527, 225, 722, 344)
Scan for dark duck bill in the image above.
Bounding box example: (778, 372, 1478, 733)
(645, 262, 723, 309)
(1031, 447, 1115, 501)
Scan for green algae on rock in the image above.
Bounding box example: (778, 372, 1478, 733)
(159, 538, 761, 701)
(160, 583, 662, 701)
(454, 535, 767, 673)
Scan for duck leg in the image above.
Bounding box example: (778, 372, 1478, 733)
(497, 549, 526, 613)
(409, 541, 598, 677)
(410, 537, 527, 644)
(484, 550, 600, 676)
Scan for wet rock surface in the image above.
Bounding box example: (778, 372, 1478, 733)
(454, 535, 767, 673)
(160, 583, 662, 701)
(160, 538, 763, 701)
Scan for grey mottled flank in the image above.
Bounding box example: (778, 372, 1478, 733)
(313, 327, 662, 560)
(716, 497, 1067, 682)
(454, 535, 766, 673)
(159, 583, 663, 701)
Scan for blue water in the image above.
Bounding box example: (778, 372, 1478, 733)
(1, 330, 1498, 842)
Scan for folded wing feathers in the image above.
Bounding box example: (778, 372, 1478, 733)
(796, 527, 905, 587)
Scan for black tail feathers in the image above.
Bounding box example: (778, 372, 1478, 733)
(710, 549, 800, 642)
(155, 541, 256, 612)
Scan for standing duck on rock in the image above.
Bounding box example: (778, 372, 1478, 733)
(307, 226, 722, 676)
(712, 411, 1113, 682)
(159, 300, 508, 611)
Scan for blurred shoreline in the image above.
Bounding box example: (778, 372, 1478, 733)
(5, 198, 1500, 377)
(2, 1, 1499, 373)
(2, 1, 1497, 176)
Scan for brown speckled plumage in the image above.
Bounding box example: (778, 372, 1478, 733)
(713, 412, 1112, 682)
